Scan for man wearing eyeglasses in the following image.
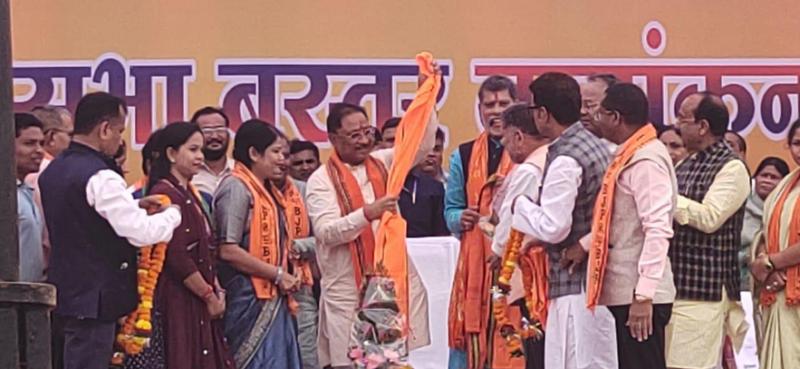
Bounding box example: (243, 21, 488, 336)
(580, 74, 621, 153)
(663, 92, 750, 369)
(511, 72, 617, 369)
(573, 83, 677, 369)
(305, 62, 439, 367)
(25, 105, 73, 189)
(190, 106, 234, 198)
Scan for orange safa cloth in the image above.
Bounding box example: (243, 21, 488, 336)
(761, 170, 800, 307)
(447, 131, 513, 368)
(374, 52, 441, 328)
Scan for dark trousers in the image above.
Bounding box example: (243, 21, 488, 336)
(513, 298, 544, 369)
(51, 314, 65, 369)
(608, 303, 673, 369)
(58, 315, 117, 369)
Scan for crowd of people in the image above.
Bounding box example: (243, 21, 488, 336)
(11, 61, 800, 369)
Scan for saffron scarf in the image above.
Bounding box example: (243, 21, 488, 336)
(761, 169, 800, 306)
(374, 52, 442, 327)
(448, 131, 512, 368)
(273, 180, 314, 286)
(230, 162, 285, 300)
(327, 153, 388, 289)
(586, 123, 657, 309)
(519, 247, 549, 329)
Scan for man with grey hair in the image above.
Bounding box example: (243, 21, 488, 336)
(27, 105, 73, 180)
(580, 74, 620, 151)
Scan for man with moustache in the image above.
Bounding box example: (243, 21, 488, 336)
(489, 103, 552, 369)
(26, 105, 73, 187)
(664, 92, 750, 369)
(40, 92, 182, 369)
(305, 98, 437, 368)
(446, 75, 523, 369)
(191, 106, 234, 197)
(289, 139, 321, 184)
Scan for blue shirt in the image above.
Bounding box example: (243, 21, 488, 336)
(444, 138, 504, 236)
(17, 180, 44, 282)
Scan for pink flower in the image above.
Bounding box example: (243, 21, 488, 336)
(348, 347, 364, 360)
(365, 352, 386, 369)
(383, 348, 401, 362)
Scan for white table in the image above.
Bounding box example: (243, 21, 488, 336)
(407, 236, 461, 369)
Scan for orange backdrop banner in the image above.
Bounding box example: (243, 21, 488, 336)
(10, 0, 800, 179)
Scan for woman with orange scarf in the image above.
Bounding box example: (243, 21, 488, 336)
(750, 118, 800, 369)
(214, 119, 303, 369)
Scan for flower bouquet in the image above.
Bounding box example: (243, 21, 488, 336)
(348, 274, 413, 369)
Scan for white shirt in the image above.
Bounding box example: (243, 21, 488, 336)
(192, 158, 234, 196)
(491, 145, 548, 257)
(304, 112, 437, 366)
(511, 155, 583, 244)
(86, 170, 182, 246)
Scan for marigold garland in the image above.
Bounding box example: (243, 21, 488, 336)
(492, 229, 544, 359)
(111, 195, 171, 366)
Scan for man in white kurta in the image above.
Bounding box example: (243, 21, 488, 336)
(488, 103, 550, 368)
(306, 103, 436, 368)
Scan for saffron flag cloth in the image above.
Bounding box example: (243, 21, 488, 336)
(586, 123, 657, 309)
(272, 180, 315, 287)
(327, 153, 388, 289)
(374, 52, 442, 328)
(230, 162, 286, 301)
(761, 169, 800, 307)
(520, 247, 549, 329)
(447, 131, 513, 369)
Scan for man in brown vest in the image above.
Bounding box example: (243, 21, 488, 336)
(567, 83, 677, 369)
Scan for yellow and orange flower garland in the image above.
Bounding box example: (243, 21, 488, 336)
(111, 195, 171, 366)
(492, 229, 544, 358)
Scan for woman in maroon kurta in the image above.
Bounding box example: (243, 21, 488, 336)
(124, 122, 234, 369)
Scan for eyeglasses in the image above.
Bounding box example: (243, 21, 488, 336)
(46, 127, 73, 137)
(593, 108, 617, 121)
(528, 104, 544, 112)
(201, 126, 228, 135)
(338, 127, 378, 143)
